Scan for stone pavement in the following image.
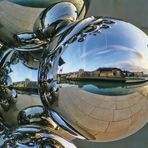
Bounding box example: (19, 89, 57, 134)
(55, 86, 148, 142)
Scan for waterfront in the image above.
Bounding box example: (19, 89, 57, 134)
(60, 80, 148, 96)
(58, 67, 148, 96)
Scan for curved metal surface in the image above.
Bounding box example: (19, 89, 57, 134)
(17, 105, 45, 125)
(0, 123, 76, 147)
(0, 104, 76, 147)
(17, 105, 86, 140)
(39, 17, 148, 141)
(34, 2, 78, 39)
(0, 120, 9, 147)
(0, 0, 89, 47)
(9, 0, 90, 10)
(0, 48, 39, 111)
(14, 32, 47, 51)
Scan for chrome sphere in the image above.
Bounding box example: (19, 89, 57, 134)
(34, 2, 78, 39)
(0, 48, 41, 124)
(39, 17, 148, 142)
(0, 0, 89, 47)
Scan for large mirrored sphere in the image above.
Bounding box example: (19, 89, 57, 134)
(39, 17, 148, 142)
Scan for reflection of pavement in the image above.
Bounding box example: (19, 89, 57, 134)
(0, 94, 41, 126)
(54, 87, 148, 142)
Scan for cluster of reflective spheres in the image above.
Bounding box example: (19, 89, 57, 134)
(0, 0, 148, 147)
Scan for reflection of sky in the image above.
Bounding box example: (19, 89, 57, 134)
(9, 62, 37, 82)
(59, 20, 148, 74)
(60, 32, 106, 73)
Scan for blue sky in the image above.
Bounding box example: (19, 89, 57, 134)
(9, 62, 38, 82)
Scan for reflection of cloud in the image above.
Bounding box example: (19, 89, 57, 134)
(111, 45, 144, 59)
(80, 46, 107, 58)
(81, 45, 143, 59)
(110, 61, 148, 73)
(61, 37, 148, 73)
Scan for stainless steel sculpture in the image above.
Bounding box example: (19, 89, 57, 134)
(0, 0, 148, 146)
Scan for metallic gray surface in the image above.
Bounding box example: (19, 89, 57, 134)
(0, 0, 89, 47)
(14, 32, 47, 51)
(17, 105, 86, 140)
(0, 122, 76, 147)
(34, 2, 78, 39)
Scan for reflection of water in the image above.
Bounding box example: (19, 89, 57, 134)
(60, 81, 148, 96)
(60, 83, 78, 88)
(82, 84, 134, 96)
(17, 90, 39, 98)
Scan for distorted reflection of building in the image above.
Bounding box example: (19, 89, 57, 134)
(13, 79, 38, 90)
(123, 71, 144, 77)
(57, 68, 146, 84)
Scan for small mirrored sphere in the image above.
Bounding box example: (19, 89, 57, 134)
(34, 2, 78, 39)
(0, 49, 41, 125)
(0, 0, 89, 46)
(39, 17, 148, 142)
